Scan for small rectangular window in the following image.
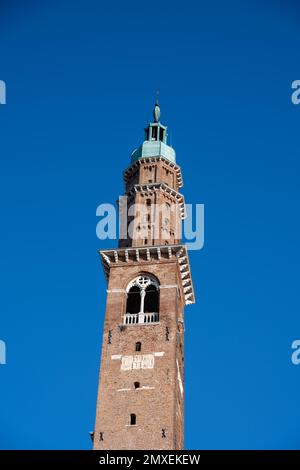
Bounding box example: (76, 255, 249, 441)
(130, 414, 136, 425)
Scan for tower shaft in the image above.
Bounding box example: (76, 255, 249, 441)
(93, 102, 194, 450)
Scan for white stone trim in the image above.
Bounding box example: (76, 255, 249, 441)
(126, 274, 159, 293)
(99, 244, 195, 305)
(117, 386, 155, 392)
(176, 359, 184, 397)
(126, 182, 186, 219)
(123, 156, 184, 189)
(160, 284, 178, 290)
(107, 289, 126, 294)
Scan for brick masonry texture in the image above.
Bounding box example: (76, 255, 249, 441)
(93, 259, 185, 450)
(119, 159, 183, 248)
(93, 145, 189, 450)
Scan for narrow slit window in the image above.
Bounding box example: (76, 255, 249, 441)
(130, 414, 136, 425)
(135, 341, 141, 352)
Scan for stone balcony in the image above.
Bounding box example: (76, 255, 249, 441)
(123, 312, 159, 325)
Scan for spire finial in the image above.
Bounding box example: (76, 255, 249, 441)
(153, 90, 160, 122)
(155, 89, 159, 105)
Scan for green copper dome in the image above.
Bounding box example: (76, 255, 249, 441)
(131, 101, 176, 164)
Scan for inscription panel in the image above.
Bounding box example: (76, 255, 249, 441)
(121, 354, 155, 371)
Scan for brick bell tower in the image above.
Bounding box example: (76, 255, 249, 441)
(92, 99, 195, 450)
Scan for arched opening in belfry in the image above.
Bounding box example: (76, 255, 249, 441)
(144, 284, 159, 313)
(126, 285, 140, 314)
(151, 126, 158, 141)
(124, 275, 160, 324)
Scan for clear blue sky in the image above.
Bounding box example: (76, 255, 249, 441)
(1, 0, 300, 450)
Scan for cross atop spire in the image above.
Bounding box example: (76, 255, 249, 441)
(155, 89, 159, 105)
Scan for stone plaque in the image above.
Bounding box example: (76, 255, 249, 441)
(121, 354, 155, 371)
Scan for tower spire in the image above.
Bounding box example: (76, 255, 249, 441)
(131, 92, 176, 164)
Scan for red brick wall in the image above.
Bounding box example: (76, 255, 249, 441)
(93, 259, 185, 450)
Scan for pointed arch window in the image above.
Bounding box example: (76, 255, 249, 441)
(124, 275, 160, 325)
(144, 284, 159, 313)
(126, 285, 140, 314)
